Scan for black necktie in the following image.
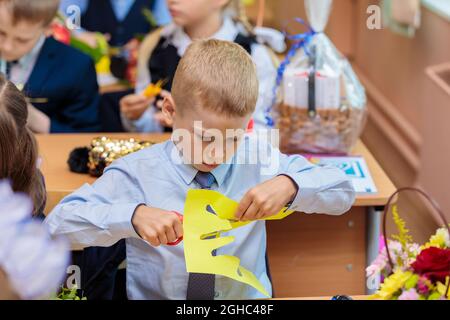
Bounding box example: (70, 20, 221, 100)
(186, 172, 217, 300)
(3, 60, 18, 80)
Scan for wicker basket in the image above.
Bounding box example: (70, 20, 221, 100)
(382, 187, 450, 296)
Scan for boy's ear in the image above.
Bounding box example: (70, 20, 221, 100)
(43, 24, 54, 37)
(162, 94, 176, 124)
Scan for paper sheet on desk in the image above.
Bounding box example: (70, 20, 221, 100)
(183, 190, 294, 297)
(306, 156, 378, 194)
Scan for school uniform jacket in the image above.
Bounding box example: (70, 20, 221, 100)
(81, 0, 155, 46)
(24, 37, 101, 133)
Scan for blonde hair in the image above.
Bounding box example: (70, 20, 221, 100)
(228, 0, 255, 36)
(0, 0, 60, 26)
(172, 39, 259, 117)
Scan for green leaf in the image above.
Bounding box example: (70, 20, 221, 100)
(404, 274, 419, 290)
(428, 292, 443, 300)
(54, 286, 87, 300)
(70, 38, 104, 63)
(142, 8, 157, 27)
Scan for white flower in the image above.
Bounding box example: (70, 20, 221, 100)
(388, 240, 402, 254)
(436, 228, 450, 247)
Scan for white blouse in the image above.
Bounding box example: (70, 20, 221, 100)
(124, 17, 286, 132)
(0, 181, 69, 300)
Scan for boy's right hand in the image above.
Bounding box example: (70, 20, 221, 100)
(120, 94, 155, 121)
(132, 206, 183, 247)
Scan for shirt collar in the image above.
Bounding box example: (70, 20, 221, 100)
(161, 16, 239, 57)
(17, 35, 46, 67)
(164, 140, 232, 188)
(211, 161, 231, 187)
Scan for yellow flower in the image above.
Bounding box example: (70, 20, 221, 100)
(436, 277, 450, 300)
(425, 228, 449, 249)
(95, 56, 111, 74)
(391, 205, 413, 250)
(370, 270, 413, 300)
(142, 79, 166, 98)
(242, 0, 255, 6)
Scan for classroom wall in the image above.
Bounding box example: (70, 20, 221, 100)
(418, 61, 450, 232)
(249, 0, 450, 242)
(246, 0, 355, 57)
(353, 0, 450, 242)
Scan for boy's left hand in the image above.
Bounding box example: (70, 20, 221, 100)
(235, 175, 298, 222)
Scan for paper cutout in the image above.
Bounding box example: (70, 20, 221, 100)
(183, 189, 295, 297)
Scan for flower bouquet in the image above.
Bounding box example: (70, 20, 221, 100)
(51, 9, 157, 86)
(51, 14, 109, 64)
(367, 188, 450, 300)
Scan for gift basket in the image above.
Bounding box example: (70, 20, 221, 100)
(270, 0, 367, 154)
(68, 137, 154, 177)
(367, 188, 450, 300)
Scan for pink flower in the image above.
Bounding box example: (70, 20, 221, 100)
(366, 247, 389, 277)
(398, 288, 420, 300)
(417, 276, 430, 295)
(379, 235, 386, 252)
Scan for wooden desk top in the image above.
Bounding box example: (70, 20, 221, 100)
(273, 295, 368, 300)
(99, 83, 130, 94)
(36, 133, 396, 210)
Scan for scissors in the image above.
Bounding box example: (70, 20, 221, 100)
(167, 211, 184, 246)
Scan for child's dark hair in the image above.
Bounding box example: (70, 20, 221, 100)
(0, 76, 45, 216)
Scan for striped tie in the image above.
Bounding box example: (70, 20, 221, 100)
(186, 171, 217, 300)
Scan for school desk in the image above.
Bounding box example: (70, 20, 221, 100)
(272, 295, 368, 300)
(36, 133, 396, 298)
(100, 82, 130, 94)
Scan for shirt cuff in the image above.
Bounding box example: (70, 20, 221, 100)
(133, 108, 163, 133)
(108, 203, 143, 239)
(277, 174, 298, 209)
(278, 171, 319, 212)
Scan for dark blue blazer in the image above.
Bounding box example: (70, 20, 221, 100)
(24, 37, 101, 133)
(81, 0, 155, 47)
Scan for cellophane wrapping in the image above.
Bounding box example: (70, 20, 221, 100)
(272, 0, 367, 154)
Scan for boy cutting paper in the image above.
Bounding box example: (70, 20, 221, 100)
(46, 40, 355, 300)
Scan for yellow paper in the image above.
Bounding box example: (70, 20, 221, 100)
(183, 189, 294, 297)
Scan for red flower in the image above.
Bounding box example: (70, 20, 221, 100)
(412, 247, 450, 283)
(51, 22, 71, 45)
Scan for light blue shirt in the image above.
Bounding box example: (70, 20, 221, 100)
(60, 0, 172, 25)
(45, 135, 355, 300)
